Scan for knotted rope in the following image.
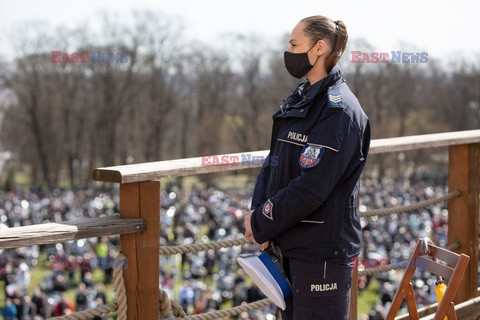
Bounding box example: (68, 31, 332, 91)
(163, 298, 273, 320)
(47, 191, 462, 319)
(158, 286, 272, 319)
(158, 191, 461, 256)
(48, 304, 118, 320)
(358, 241, 461, 276)
(358, 261, 409, 276)
(175, 299, 273, 320)
(160, 288, 187, 318)
(159, 237, 251, 255)
(359, 190, 461, 218)
(113, 253, 127, 320)
(48, 253, 128, 320)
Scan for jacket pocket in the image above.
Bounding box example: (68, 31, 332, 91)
(300, 203, 328, 224)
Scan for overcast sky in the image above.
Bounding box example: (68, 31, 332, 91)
(0, 0, 479, 63)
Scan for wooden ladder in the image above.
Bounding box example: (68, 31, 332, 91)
(386, 238, 470, 320)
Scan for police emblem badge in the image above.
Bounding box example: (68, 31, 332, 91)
(262, 199, 273, 220)
(299, 144, 325, 169)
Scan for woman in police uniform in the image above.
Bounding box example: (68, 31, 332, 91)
(244, 15, 370, 320)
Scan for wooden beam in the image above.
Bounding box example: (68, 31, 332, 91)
(407, 295, 480, 320)
(406, 283, 419, 320)
(448, 144, 480, 303)
(120, 181, 160, 320)
(395, 302, 440, 320)
(450, 295, 480, 320)
(0, 216, 145, 250)
(415, 257, 454, 281)
(93, 150, 269, 183)
(93, 130, 480, 183)
(397, 287, 478, 320)
(369, 129, 480, 155)
(435, 253, 470, 319)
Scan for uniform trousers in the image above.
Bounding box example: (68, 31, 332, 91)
(280, 257, 352, 320)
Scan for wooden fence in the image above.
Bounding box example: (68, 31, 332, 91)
(91, 129, 480, 319)
(1, 130, 479, 319)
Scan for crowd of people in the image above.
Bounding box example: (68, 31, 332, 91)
(359, 176, 455, 319)
(0, 184, 272, 320)
(0, 189, 118, 319)
(0, 173, 467, 319)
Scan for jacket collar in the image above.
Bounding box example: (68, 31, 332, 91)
(275, 66, 344, 119)
(305, 66, 343, 101)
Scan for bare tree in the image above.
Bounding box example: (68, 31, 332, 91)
(85, 12, 139, 167)
(1, 12, 479, 189)
(129, 11, 183, 162)
(186, 45, 234, 156)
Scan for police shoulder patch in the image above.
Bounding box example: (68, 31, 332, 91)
(327, 86, 344, 109)
(262, 199, 274, 220)
(299, 144, 325, 169)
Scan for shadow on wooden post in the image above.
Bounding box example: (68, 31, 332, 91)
(448, 143, 480, 304)
(120, 181, 160, 320)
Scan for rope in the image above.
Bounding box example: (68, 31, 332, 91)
(159, 237, 251, 255)
(360, 190, 461, 218)
(358, 261, 408, 276)
(159, 288, 187, 318)
(172, 299, 273, 320)
(44, 190, 463, 319)
(158, 286, 272, 319)
(47, 303, 118, 320)
(447, 241, 461, 251)
(113, 253, 127, 320)
(157, 191, 461, 256)
(358, 242, 461, 277)
(48, 253, 128, 320)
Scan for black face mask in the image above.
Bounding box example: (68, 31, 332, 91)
(283, 44, 319, 79)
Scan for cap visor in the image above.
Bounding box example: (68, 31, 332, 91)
(237, 255, 286, 310)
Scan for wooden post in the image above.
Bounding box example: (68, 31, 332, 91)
(448, 143, 480, 304)
(349, 264, 358, 320)
(349, 186, 361, 320)
(120, 181, 160, 320)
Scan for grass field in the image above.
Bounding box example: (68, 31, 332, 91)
(358, 278, 380, 316)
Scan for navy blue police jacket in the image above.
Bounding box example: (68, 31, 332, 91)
(250, 66, 371, 263)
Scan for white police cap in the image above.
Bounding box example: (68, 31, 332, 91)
(237, 252, 292, 310)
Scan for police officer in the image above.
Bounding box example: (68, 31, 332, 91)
(243, 15, 370, 320)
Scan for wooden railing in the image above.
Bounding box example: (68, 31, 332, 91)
(91, 129, 480, 320)
(1, 130, 479, 319)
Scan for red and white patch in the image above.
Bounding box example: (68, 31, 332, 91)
(262, 199, 274, 220)
(299, 144, 325, 169)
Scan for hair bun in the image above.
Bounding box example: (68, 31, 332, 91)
(334, 20, 340, 32)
